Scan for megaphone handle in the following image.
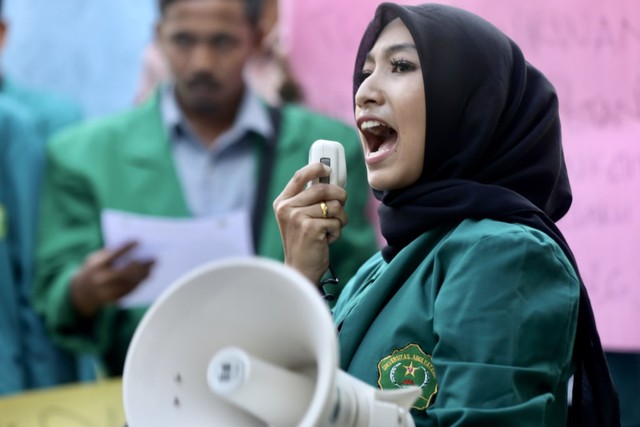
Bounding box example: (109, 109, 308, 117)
(333, 370, 419, 427)
(208, 347, 316, 426)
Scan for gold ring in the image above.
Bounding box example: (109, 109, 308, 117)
(320, 201, 328, 219)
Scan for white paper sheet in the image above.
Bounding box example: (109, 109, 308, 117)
(101, 209, 254, 308)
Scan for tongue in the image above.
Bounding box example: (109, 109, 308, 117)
(375, 132, 397, 153)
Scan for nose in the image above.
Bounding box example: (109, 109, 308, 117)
(354, 70, 384, 109)
(190, 43, 216, 72)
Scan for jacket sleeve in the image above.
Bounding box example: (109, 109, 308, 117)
(419, 228, 579, 426)
(34, 132, 117, 356)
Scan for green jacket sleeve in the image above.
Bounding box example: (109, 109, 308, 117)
(424, 228, 579, 426)
(330, 224, 579, 426)
(34, 132, 117, 356)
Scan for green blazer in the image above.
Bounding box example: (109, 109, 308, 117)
(35, 94, 377, 376)
(0, 82, 91, 395)
(333, 219, 579, 427)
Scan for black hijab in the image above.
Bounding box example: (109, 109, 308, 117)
(353, 4, 620, 426)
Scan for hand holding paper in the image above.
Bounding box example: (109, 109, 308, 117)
(100, 209, 254, 308)
(70, 241, 155, 318)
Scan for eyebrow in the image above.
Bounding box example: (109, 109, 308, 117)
(366, 43, 417, 61)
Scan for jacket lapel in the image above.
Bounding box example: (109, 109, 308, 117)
(118, 93, 190, 217)
(337, 228, 451, 369)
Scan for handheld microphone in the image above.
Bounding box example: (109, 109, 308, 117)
(308, 139, 347, 188)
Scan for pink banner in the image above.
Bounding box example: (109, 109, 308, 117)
(282, 0, 640, 350)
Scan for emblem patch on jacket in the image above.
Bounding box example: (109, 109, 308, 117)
(377, 343, 438, 410)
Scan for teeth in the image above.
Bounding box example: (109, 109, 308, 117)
(361, 120, 386, 130)
(368, 146, 392, 156)
(363, 122, 394, 138)
(360, 119, 396, 156)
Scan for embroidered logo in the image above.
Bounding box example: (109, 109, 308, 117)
(377, 343, 438, 410)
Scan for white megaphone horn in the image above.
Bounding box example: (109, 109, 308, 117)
(123, 257, 421, 427)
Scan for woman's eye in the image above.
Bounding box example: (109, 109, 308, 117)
(390, 59, 416, 73)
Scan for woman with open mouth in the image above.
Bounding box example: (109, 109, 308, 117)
(274, 3, 620, 426)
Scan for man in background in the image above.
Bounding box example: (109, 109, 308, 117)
(134, 0, 302, 106)
(0, 0, 93, 394)
(35, 0, 376, 377)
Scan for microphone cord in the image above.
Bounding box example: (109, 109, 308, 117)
(320, 265, 339, 302)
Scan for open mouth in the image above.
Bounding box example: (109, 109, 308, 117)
(359, 120, 398, 157)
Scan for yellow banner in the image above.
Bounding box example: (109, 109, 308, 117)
(0, 379, 125, 427)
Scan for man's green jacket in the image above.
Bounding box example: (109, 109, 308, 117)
(35, 94, 377, 376)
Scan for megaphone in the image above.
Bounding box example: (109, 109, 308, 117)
(123, 257, 420, 426)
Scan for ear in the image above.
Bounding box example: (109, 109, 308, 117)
(0, 21, 8, 52)
(252, 26, 265, 52)
(242, 27, 265, 62)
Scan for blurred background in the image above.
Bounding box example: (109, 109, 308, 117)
(3, 0, 157, 118)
